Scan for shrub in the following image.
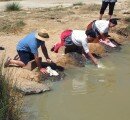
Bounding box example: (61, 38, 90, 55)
(0, 62, 23, 120)
(6, 2, 21, 11)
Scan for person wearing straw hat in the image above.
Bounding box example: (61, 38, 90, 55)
(4, 29, 52, 74)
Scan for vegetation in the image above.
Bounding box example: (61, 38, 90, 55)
(0, 0, 11, 1)
(0, 63, 23, 120)
(86, 4, 100, 11)
(124, 17, 130, 23)
(124, 17, 130, 33)
(73, 2, 84, 6)
(126, 24, 130, 32)
(6, 2, 21, 11)
(0, 20, 25, 33)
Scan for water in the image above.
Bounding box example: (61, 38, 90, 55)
(24, 42, 130, 120)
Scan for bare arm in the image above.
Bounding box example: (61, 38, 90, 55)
(34, 54, 48, 73)
(34, 54, 42, 70)
(100, 32, 107, 41)
(83, 51, 98, 66)
(41, 44, 50, 59)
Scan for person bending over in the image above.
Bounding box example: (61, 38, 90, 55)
(4, 29, 52, 74)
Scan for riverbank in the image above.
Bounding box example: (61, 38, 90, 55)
(0, 0, 129, 59)
(0, 0, 130, 120)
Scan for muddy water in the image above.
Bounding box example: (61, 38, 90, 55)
(24, 42, 130, 120)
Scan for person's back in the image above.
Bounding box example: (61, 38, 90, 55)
(71, 30, 87, 46)
(17, 32, 44, 54)
(94, 20, 109, 34)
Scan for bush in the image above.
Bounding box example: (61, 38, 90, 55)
(6, 2, 21, 11)
(0, 63, 23, 120)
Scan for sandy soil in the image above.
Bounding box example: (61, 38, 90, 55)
(0, 0, 125, 11)
(0, 0, 129, 63)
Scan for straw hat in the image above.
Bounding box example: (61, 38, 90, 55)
(35, 29, 49, 41)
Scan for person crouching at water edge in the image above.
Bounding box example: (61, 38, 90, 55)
(4, 29, 52, 74)
(51, 29, 102, 68)
(87, 18, 117, 47)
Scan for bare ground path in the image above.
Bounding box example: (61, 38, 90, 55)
(0, 0, 124, 11)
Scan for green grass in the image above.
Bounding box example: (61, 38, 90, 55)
(6, 2, 21, 11)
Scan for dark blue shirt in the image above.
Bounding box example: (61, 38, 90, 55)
(17, 32, 44, 55)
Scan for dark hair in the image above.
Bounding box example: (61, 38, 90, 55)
(109, 18, 117, 25)
(85, 29, 96, 38)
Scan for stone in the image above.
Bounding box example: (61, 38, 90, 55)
(56, 52, 86, 68)
(122, 10, 130, 14)
(14, 78, 50, 95)
(23, 57, 42, 71)
(2, 66, 51, 95)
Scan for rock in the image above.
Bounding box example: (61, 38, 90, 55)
(88, 43, 105, 56)
(116, 28, 129, 38)
(2, 66, 50, 95)
(41, 70, 65, 82)
(122, 10, 130, 14)
(56, 52, 86, 68)
(101, 39, 122, 53)
(14, 78, 50, 95)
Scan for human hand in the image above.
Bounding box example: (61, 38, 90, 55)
(46, 58, 52, 63)
(97, 63, 105, 69)
(99, 38, 116, 47)
(40, 68, 48, 74)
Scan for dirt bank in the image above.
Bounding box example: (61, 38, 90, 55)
(0, 1, 129, 92)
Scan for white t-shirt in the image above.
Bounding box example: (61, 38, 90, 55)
(95, 20, 109, 33)
(71, 30, 89, 54)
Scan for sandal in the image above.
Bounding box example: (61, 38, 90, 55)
(0, 47, 5, 50)
(4, 57, 11, 68)
(13, 54, 19, 60)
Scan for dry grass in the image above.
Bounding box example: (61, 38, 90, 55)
(0, 0, 11, 1)
(0, 60, 23, 120)
(73, 2, 85, 6)
(0, 19, 25, 33)
(80, 4, 100, 12)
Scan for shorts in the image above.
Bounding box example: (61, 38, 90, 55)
(17, 50, 35, 65)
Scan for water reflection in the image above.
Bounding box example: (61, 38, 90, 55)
(72, 78, 88, 95)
